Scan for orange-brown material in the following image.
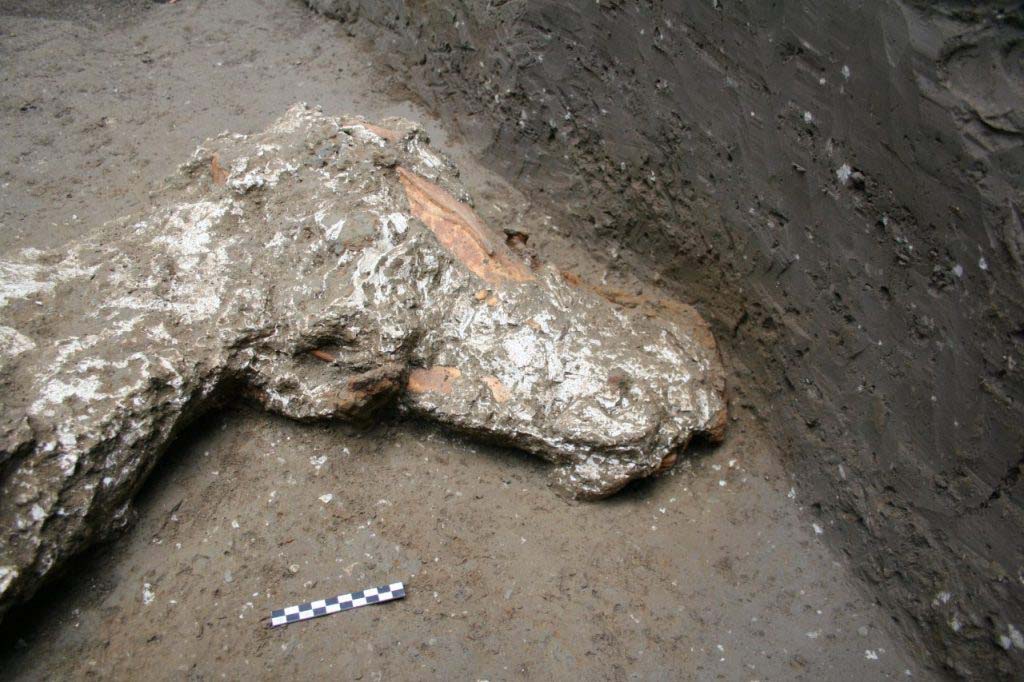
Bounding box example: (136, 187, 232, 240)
(482, 376, 511, 403)
(560, 270, 722, 362)
(407, 366, 462, 395)
(310, 349, 337, 364)
(343, 120, 405, 143)
(397, 167, 533, 286)
(210, 153, 228, 185)
(656, 451, 678, 474)
(561, 270, 728, 443)
(332, 364, 403, 414)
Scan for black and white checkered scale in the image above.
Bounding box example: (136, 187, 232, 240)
(269, 581, 406, 627)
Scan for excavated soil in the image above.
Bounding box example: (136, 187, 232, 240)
(1, 1, 931, 679)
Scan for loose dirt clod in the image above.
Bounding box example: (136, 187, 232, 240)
(0, 104, 725, 623)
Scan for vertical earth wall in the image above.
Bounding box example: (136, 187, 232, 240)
(307, 0, 1024, 676)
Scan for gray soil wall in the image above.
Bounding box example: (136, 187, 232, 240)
(305, 0, 1024, 677)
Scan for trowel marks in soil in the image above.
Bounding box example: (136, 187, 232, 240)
(0, 104, 726, 622)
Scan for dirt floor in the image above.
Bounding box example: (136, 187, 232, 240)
(0, 0, 932, 679)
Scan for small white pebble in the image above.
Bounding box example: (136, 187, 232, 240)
(1008, 623, 1024, 649)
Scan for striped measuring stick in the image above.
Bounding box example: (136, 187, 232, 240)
(269, 581, 406, 627)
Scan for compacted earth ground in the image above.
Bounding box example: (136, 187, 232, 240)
(0, 1, 933, 679)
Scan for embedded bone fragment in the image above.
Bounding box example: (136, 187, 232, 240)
(0, 105, 726, 621)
